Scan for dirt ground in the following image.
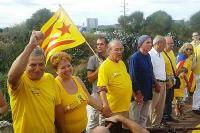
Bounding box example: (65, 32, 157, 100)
(147, 95, 200, 133)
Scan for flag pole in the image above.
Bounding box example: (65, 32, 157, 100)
(85, 41, 103, 63)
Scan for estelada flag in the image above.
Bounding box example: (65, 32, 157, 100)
(40, 6, 86, 62)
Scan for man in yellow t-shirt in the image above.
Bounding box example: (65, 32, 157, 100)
(191, 32, 200, 113)
(97, 40, 132, 119)
(7, 31, 65, 133)
(161, 36, 178, 122)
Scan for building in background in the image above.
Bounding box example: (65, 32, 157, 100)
(86, 18, 98, 30)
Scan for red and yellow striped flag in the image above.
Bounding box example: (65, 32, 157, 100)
(40, 7, 86, 62)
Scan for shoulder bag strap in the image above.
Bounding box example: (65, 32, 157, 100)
(163, 51, 176, 76)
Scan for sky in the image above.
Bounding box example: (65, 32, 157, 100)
(0, 0, 200, 28)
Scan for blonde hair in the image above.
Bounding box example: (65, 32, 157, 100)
(178, 43, 193, 54)
(50, 52, 71, 70)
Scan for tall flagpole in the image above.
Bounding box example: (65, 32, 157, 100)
(85, 41, 103, 63)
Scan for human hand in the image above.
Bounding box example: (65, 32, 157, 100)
(28, 30, 44, 47)
(154, 82, 161, 93)
(166, 80, 173, 89)
(134, 91, 143, 105)
(105, 115, 123, 123)
(101, 104, 112, 118)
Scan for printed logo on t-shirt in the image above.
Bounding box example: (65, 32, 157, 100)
(63, 93, 86, 112)
(31, 87, 40, 95)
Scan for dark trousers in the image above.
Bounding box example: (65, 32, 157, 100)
(163, 88, 174, 119)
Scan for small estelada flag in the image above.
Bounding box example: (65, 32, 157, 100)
(40, 6, 86, 62)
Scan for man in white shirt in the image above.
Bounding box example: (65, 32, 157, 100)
(149, 35, 167, 126)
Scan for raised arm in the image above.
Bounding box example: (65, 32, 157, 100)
(7, 31, 44, 90)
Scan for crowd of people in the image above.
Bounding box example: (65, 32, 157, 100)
(0, 30, 200, 133)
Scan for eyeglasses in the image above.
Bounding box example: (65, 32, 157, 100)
(186, 48, 193, 51)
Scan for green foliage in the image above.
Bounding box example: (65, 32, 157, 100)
(190, 10, 200, 32)
(26, 8, 53, 30)
(128, 11, 144, 33)
(171, 20, 192, 42)
(118, 11, 145, 34)
(143, 10, 172, 36)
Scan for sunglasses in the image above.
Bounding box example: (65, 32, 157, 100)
(186, 48, 193, 51)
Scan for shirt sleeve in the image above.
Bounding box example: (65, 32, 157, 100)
(129, 55, 141, 92)
(87, 56, 96, 71)
(97, 64, 108, 87)
(8, 73, 25, 95)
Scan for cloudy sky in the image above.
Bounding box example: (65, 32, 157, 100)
(0, 0, 200, 28)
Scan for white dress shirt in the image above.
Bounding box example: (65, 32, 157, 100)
(149, 48, 166, 80)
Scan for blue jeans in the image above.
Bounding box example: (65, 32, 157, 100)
(163, 88, 174, 119)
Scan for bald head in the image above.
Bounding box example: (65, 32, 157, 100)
(192, 32, 200, 41)
(165, 36, 174, 51)
(108, 40, 123, 52)
(107, 39, 124, 62)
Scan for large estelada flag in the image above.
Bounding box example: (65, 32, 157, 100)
(40, 6, 86, 62)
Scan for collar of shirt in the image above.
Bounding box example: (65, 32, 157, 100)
(151, 48, 161, 57)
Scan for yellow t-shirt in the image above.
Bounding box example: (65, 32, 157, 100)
(97, 58, 132, 113)
(55, 76, 88, 133)
(8, 72, 61, 133)
(193, 123, 200, 133)
(162, 50, 176, 76)
(192, 44, 200, 74)
(174, 57, 192, 97)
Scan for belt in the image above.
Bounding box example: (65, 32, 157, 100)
(156, 79, 168, 82)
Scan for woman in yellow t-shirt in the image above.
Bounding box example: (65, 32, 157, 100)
(50, 52, 103, 133)
(174, 43, 194, 119)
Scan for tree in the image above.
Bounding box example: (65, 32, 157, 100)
(142, 10, 172, 36)
(189, 10, 200, 32)
(171, 20, 192, 42)
(26, 8, 53, 30)
(128, 11, 144, 33)
(118, 15, 130, 33)
(118, 11, 144, 34)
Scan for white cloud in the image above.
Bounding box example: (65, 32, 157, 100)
(0, 0, 200, 28)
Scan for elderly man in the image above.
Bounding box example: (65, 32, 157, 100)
(161, 36, 178, 123)
(86, 36, 108, 131)
(7, 31, 65, 133)
(129, 35, 154, 127)
(97, 40, 132, 120)
(149, 35, 166, 126)
(191, 32, 200, 114)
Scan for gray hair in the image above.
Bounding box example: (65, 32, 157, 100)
(153, 35, 166, 45)
(192, 32, 199, 36)
(30, 46, 45, 58)
(107, 39, 124, 52)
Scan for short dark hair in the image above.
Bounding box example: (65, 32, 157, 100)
(97, 36, 109, 45)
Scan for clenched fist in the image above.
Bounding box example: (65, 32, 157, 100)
(28, 30, 44, 48)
